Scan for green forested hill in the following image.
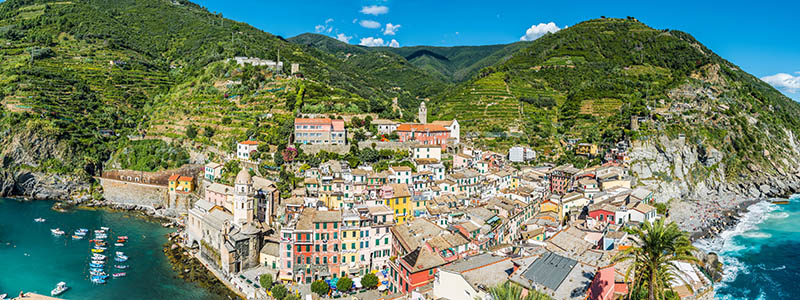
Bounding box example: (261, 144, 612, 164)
(289, 33, 530, 82)
(431, 18, 800, 177)
(0, 0, 439, 176)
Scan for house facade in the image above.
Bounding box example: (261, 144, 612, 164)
(294, 118, 347, 145)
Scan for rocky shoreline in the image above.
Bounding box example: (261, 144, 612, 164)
(163, 238, 242, 300)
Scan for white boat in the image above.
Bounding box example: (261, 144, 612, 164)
(100, 226, 110, 231)
(114, 243, 125, 247)
(92, 254, 107, 260)
(34, 218, 46, 223)
(1, 293, 8, 300)
(51, 282, 69, 296)
(51, 228, 65, 235)
(115, 251, 125, 256)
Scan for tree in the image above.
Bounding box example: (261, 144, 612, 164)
(489, 281, 552, 300)
(270, 284, 287, 300)
(337, 277, 353, 293)
(185, 124, 198, 139)
(311, 280, 329, 296)
(361, 273, 379, 289)
(259, 273, 273, 291)
(203, 125, 215, 138)
(614, 219, 698, 300)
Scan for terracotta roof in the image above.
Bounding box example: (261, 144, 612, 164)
(168, 174, 180, 181)
(391, 166, 412, 172)
(294, 118, 333, 125)
(396, 123, 448, 132)
(588, 266, 615, 300)
(389, 183, 411, 198)
(239, 140, 260, 145)
(178, 176, 193, 182)
(332, 119, 345, 131)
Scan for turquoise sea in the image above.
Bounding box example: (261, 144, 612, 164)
(0, 198, 223, 299)
(696, 194, 800, 300)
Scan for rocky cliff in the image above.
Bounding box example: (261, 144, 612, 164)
(629, 134, 800, 232)
(0, 125, 92, 200)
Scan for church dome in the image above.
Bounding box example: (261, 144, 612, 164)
(235, 168, 252, 185)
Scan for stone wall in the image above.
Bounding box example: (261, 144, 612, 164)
(101, 164, 203, 186)
(98, 177, 168, 209)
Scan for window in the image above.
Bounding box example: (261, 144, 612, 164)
(316, 257, 320, 264)
(342, 244, 346, 250)
(288, 261, 291, 268)
(333, 256, 337, 263)
(323, 223, 328, 229)
(315, 233, 319, 240)
(376, 239, 380, 246)
(351, 256, 355, 262)
(333, 232, 338, 239)
(297, 257, 301, 263)
(315, 245, 319, 252)
(323, 257, 327, 264)
(385, 238, 389, 244)
(315, 223, 319, 229)
(334, 222, 338, 229)
(323, 244, 327, 251)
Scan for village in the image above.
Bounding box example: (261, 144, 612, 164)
(130, 98, 716, 300)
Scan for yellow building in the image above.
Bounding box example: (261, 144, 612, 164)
(576, 143, 598, 156)
(341, 213, 361, 272)
(385, 184, 412, 224)
(540, 199, 563, 221)
(168, 174, 194, 193)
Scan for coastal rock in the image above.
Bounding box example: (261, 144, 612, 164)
(759, 184, 771, 195)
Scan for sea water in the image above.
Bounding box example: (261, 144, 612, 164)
(695, 194, 800, 300)
(0, 198, 223, 299)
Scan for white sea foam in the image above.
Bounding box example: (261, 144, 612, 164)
(741, 231, 772, 239)
(769, 211, 789, 219)
(694, 201, 779, 284)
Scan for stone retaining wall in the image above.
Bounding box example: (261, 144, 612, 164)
(98, 177, 168, 209)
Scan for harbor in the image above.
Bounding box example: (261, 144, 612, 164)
(0, 198, 224, 299)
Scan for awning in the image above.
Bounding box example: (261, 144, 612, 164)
(354, 277, 363, 289)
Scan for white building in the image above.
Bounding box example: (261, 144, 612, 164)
(413, 144, 442, 161)
(237, 141, 260, 162)
(433, 253, 514, 300)
(509, 146, 536, 163)
(372, 119, 398, 135)
(431, 119, 460, 144)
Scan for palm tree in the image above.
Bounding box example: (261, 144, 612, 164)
(615, 218, 698, 300)
(486, 281, 552, 300)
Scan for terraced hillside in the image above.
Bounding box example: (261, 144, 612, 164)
(432, 18, 800, 179)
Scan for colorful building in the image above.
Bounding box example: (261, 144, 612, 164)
(381, 184, 412, 224)
(168, 174, 194, 193)
(293, 118, 347, 145)
(396, 123, 450, 150)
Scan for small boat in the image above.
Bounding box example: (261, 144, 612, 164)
(91, 260, 105, 265)
(117, 236, 128, 240)
(51, 282, 69, 296)
(74, 230, 87, 236)
(771, 199, 790, 205)
(101, 227, 110, 231)
(115, 251, 125, 256)
(51, 228, 65, 235)
(114, 243, 125, 247)
(115, 265, 128, 269)
(94, 246, 107, 250)
(114, 257, 128, 262)
(34, 218, 46, 223)
(72, 235, 84, 240)
(91, 248, 104, 253)
(112, 272, 126, 278)
(92, 254, 106, 260)
(116, 254, 128, 260)
(1, 293, 7, 300)
(78, 228, 88, 232)
(90, 263, 104, 268)
(91, 277, 106, 284)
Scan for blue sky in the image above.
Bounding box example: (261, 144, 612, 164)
(192, 0, 800, 101)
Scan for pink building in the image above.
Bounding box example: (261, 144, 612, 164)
(205, 182, 233, 209)
(396, 123, 449, 150)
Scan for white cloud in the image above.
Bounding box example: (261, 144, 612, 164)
(360, 5, 389, 16)
(519, 22, 561, 41)
(359, 20, 381, 29)
(383, 23, 401, 35)
(761, 73, 800, 93)
(352, 18, 358, 24)
(359, 37, 400, 48)
(336, 33, 353, 43)
(315, 19, 334, 33)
